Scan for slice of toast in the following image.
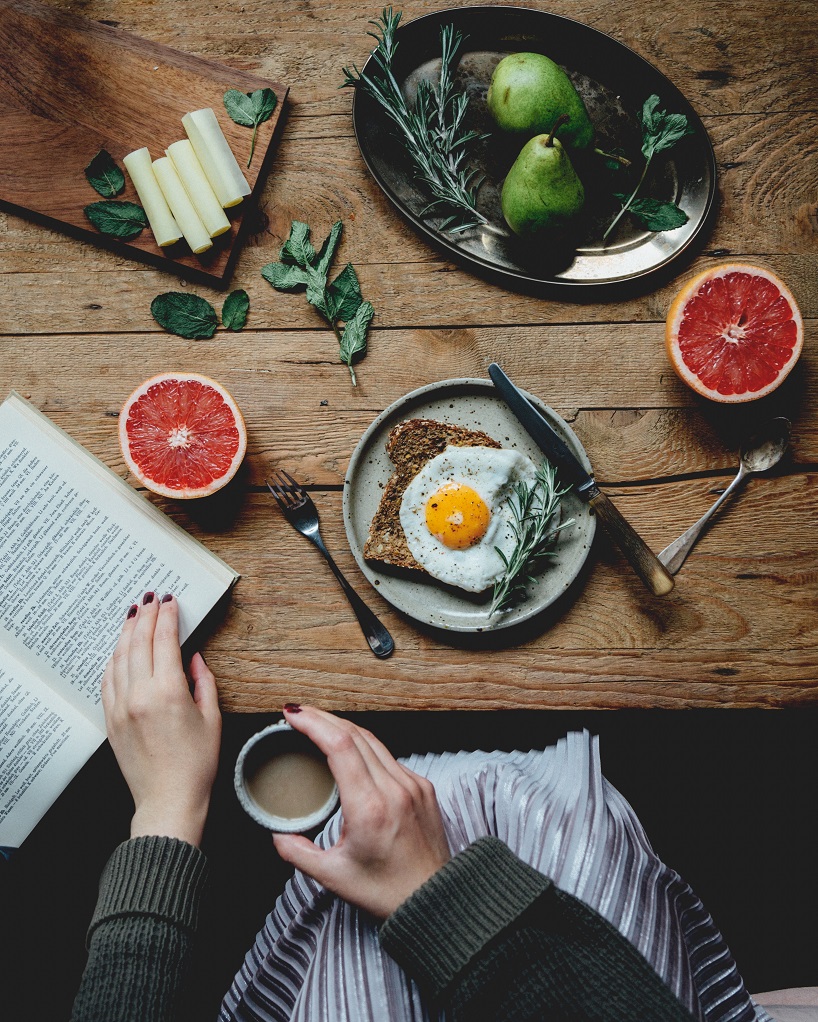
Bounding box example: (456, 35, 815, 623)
(363, 418, 502, 572)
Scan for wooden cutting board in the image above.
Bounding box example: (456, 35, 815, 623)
(0, 0, 288, 287)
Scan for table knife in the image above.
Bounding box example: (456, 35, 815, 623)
(488, 363, 674, 597)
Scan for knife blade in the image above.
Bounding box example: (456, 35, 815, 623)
(488, 363, 674, 597)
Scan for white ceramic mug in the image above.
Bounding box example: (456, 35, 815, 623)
(234, 720, 340, 833)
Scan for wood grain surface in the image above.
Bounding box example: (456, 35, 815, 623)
(0, 0, 288, 285)
(1, 0, 816, 709)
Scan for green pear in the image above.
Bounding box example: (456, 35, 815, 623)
(487, 52, 594, 150)
(501, 120, 585, 236)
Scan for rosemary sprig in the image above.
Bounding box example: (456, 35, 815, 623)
(490, 462, 574, 616)
(342, 7, 488, 233)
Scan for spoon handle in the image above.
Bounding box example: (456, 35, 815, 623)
(658, 468, 746, 575)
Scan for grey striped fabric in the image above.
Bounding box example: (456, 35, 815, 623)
(220, 731, 772, 1022)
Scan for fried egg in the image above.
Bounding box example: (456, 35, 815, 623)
(399, 445, 539, 593)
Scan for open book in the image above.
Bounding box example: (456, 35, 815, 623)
(0, 392, 238, 849)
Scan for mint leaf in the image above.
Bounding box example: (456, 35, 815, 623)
(339, 300, 374, 385)
(250, 88, 277, 124)
(223, 90, 256, 127)
(327, 263, 363, 322)
(84, 200, 147, 240)
(221, 289, 250, 331)
(306, 271, 331, 318)
(627, 198, 689, 232)
(640, 94, 694, 160)
(224, 87, 277, 167)
(150, 292, 218, 339)
(314, 221, 343, 280)
(279, 221, 316, 268)
(260, 262, 310, 290)
(84, 149, 125, 197)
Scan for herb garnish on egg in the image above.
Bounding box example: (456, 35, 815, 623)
(490, 462, 574, 615)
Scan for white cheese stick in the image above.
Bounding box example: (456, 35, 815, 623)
(152, 157, 212, 255)
(182, 108, 252, 208)
(166, 140, 231, 238)
(122, 147, 183, 248)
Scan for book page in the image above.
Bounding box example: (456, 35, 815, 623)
(0, 393, 238, 729)
(0, 654, 104, 847)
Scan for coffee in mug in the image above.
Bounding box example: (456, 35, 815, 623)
(235, 721, 339, 833)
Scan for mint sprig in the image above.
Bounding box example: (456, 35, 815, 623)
(603, 94, 694, 243)
(223, 88, 277, 168)
(261, 220, 374, 386)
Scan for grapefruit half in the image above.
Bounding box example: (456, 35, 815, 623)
(119, 372, 247, 498)
(666, 263, 803, 403)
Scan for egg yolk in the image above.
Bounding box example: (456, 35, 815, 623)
(425, 483, 491, 549)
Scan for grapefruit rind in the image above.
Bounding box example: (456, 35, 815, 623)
(665, 263, 803, 404)
(119, 372, 247, 499)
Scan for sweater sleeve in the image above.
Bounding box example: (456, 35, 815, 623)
(70, 835, 209, 1022)
(380, 836, 696, 1022)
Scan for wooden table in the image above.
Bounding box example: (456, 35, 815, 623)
(2, 0, 816, 711)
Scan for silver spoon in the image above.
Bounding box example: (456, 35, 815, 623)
(658, 417, 791, 575)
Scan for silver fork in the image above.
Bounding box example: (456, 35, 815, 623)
(267, 469, 395, 659)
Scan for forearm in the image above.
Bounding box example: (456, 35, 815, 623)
(71, 836, 208, 1022)
(380, 836, 695, 1022)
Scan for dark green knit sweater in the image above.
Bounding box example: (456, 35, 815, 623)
(381, 836, 696, 1021)
(71, 835, 695, 1022)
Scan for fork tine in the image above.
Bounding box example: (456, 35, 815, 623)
(271, 471, 295, 504)
(266, 477, 291, 508)
(279, 468, 306, 497)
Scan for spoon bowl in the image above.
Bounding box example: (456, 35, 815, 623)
(659, 417, 791, 575)
(740, 417, 790, 474)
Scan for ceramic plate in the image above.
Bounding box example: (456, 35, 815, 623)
(342, 379, 596, 632)
(352, 6, 717, 291)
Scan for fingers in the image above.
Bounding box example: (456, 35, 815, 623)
(284, 706, 376, 804)
(287, 705, 415, 794)
(273, 832, 331, 881)
(110, 601, 140, 696)
(152, 595, 184, 682)
(128, 592, 159, 682)
(190, 653, 220, 723)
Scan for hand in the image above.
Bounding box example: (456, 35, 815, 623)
(101, 593, 222, 847)
(272, 706, 450, 919)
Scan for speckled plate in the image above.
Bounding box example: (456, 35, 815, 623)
(352, 6, 717, 291)
(342, 379, 596, 632)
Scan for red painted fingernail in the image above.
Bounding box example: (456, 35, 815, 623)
(284, 703, 302, 714)
(142, 592, 155, 604)
(126, 604, 138, 619)
(161, 593, 173, 603)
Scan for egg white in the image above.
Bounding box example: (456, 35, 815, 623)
(399, 445, 539, 593)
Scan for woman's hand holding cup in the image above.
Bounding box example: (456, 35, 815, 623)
(273, 705, 450, 919)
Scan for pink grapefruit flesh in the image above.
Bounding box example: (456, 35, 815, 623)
(119, 372, 247, 498)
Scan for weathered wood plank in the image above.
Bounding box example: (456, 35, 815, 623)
(2, 252, 816, 334)
(42, 0, 818, 116)
(3, 328, 816, 482)
(210, 650, 818, 713)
